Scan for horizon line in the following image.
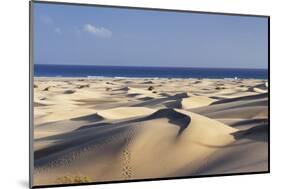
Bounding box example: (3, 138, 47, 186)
(34, 63, 268, 70)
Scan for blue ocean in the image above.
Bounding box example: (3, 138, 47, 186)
(34, 64, 268, 79)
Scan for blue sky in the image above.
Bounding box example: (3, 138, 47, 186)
(33, 3, 268, 69)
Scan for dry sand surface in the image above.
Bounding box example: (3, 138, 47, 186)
(33, 77, 269, 186)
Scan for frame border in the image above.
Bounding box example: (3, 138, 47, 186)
(29, 1, 270, 188)
(29, 1, 34, 188)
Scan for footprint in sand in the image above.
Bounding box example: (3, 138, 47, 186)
(122, 137, 132, 179)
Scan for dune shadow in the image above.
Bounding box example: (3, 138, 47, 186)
(71, 113, 104, 122)
(231, 123, 268, 142)
(232, 119, 267, 127)
(191, 94, 268, 119)
(34, 102, 47, 107)
(163, 99, 182, 109)
(229, 118, 268, 130)
(133, 108, 191, 136)
(210, 93, 268, 105)
(126, 93, 141, 98)
(193, 140, 254, 149)
(248, 83, 268, 92)
(132, 92, 188, 108)
(138, 97, 154, 101)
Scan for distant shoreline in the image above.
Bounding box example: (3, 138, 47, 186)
(34, 76, 268, 81)
(34, 64, 268, 71)
(34, 64, 268, 79)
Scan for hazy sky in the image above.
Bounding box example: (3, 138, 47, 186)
(33, 3, 268, 69)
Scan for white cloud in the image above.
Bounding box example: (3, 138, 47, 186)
(40, 15, 63, 35)
(83, 24, 112, 38)
(54, 27, 62, 34)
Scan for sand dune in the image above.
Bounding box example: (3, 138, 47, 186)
(34, 108, 237, 185)
(248, 83, 268, 93)
(182, 96, 217, 109)
(191, 93, 268, 119)
(98, 107, 156, 119)
(33, 78, 268, 186)
(194, 123, 268, 175)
